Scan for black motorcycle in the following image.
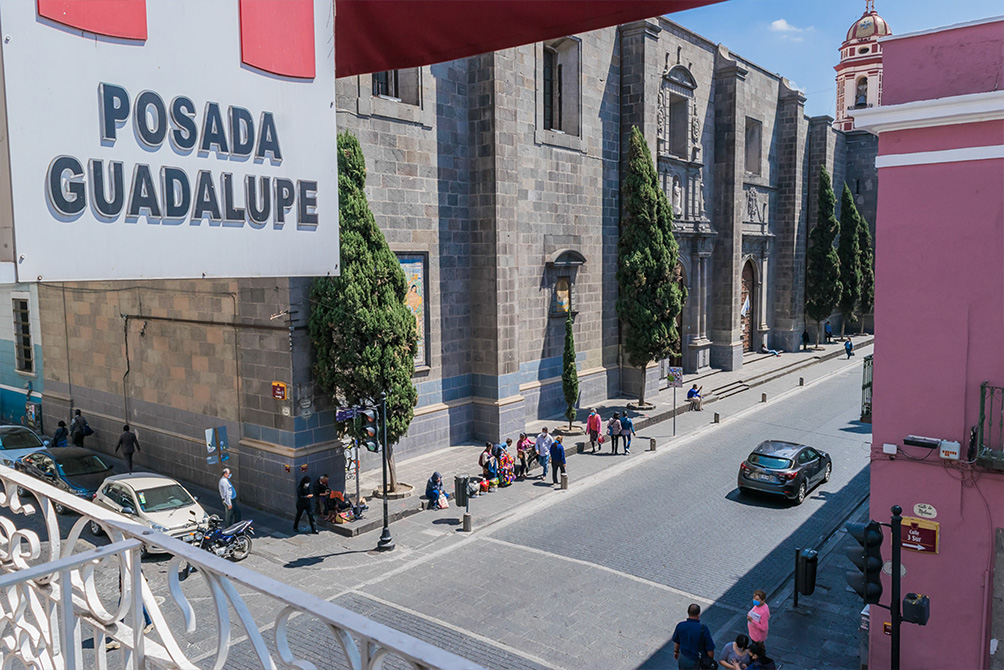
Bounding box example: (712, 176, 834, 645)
(189, 513, 254, 562)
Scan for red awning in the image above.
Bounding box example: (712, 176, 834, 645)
(334, 0, 726, 78)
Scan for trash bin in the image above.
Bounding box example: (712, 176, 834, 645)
(454, 475, 469, 508)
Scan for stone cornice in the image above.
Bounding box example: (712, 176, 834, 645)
(850, 90, 1004, 135)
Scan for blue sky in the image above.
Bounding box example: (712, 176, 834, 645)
(670, 0, 1002, 117)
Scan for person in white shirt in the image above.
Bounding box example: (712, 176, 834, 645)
(218, 468, 240, 526)
(534, 427, 554, 480)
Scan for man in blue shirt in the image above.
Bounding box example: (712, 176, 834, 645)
(687, 384, 704, 411)
(672, 603, 715, 669)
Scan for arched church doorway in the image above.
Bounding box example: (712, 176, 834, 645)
(741, 260, 756, 352)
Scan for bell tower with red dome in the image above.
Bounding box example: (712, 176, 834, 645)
(834, 0, 891, 130)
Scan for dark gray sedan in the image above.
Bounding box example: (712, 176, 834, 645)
(15, 448, 115, 513)
(737, 440, 832, 504)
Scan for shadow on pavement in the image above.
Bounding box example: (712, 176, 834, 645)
(639, 467, 869, 669)
(724, 488, 793, 509)
(283, 550, 369, 569)
(839, 421, 872, 434)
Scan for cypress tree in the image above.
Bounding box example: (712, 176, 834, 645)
(562, 312, 579, 430)
(805, 167, 842, 345)
(308, 131, 418, 491)
(857, 212, 875, 335)
(837, 184, 862, 338)
(616, 126, 686, 406)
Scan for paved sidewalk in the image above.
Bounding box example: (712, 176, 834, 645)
(711, 501, 871, 670)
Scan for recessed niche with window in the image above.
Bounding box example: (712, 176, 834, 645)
(12, 298, 33, 374)
(536, 37, 582, 151)
(546, 249, 586, 317)
(744, 117, 762, 176)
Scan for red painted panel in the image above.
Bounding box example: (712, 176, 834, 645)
(37, 0, 147, 40)
(240, 0, 315, 79)
(334, 0, 726, 78)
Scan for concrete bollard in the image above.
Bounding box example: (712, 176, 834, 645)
(713, 412, 720, 424)
(560, 473, 568, 490)
(799, 377, 804, 386)
(462, 513, 472, 532)
(761, 393, 767, 403)
(576, 441, 585, 454)
(649, 437, 657, 452)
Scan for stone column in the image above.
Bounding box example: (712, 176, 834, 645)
(467, 50, 525, 441)
(770, 80, 809, 351)
(709, 47, 747, 371)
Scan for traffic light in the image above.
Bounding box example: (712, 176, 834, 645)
(359, 408, 380, 453)
(846, 520, 884, 604)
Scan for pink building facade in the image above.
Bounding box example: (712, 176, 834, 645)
(851, 17, 1004, 670)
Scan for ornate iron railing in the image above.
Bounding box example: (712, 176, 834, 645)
(977, 382, 1004, 451)
(0, 466, 480, 670)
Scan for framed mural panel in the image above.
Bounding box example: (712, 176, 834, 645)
(397, 253, 429, 369)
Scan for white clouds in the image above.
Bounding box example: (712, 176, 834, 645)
(769, 18, 813, 42)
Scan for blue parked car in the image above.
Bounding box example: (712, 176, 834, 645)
(0, 425, 51, 468)
(14, 447, 115, 514)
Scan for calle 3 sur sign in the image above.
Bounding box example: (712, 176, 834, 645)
(900, 516, 939, 554)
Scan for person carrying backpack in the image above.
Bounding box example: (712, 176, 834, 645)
(619, 413, 636, 455)
(69, 409, 93, 447)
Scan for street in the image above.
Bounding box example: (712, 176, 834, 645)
(1, 356, 871, 669)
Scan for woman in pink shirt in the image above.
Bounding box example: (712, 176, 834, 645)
(746, 590, 770, 643)
(586, 409, 602, 453)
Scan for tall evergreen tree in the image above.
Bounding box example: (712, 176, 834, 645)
(616, 126, 686, 406)
(308, 132, 418, 491)
(805, 166, 842, 345)
(857, 212, 875, 335)
(837, 184, 862, 338)
(562, 312, 579, 430)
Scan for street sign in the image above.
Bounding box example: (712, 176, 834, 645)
(272, 382, 287, 400)
(336, 407, 357, 422)
(667, 367, 684, 388)
(901, 517, 939, 554)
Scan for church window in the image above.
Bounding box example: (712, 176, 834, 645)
(666, 93, 688, 159)
(744, 118, 762, 176)
(372, 68, 420, 106)
(858, 47, 869, 54)
(12, 297, 33, 374)
(540, 37, 580, 138)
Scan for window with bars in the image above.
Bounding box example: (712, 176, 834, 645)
(12, 299, 32, 373)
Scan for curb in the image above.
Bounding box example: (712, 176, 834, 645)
(319, 502, 424, 537)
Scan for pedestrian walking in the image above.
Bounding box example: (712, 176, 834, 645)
(549, 435, 566, 485)
(218, 468, 240, 527)
(672, 603, 715, 669)
(844, 337, 854, 359)
(801, 329, 810, 351)
(516, 432, 534, 478)
(534, 427, 553, 480)
(586, 408, 602, 453)
(52, 421, 69, 448)
(619, 412, 636, 454)
(607, 412, 622, 454)
(69, 409, 92, 447)
(293, 476, 318, 534)
(824, 321, 833, 343)
(746, 590, 770, 645)
(115, 425, 140, 474)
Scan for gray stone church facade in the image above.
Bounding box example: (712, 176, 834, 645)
(38, 18, 875, 516)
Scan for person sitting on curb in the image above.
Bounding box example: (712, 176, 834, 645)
(425, 472, 448, 510)
(760, 343, 781, 357)
(687, 384, 704, 411)
(746, 642, 776, 670)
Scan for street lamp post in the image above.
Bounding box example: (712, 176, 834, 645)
(376, 392, 395, 551)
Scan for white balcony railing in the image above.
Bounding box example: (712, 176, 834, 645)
(0, 466, 481, 670)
